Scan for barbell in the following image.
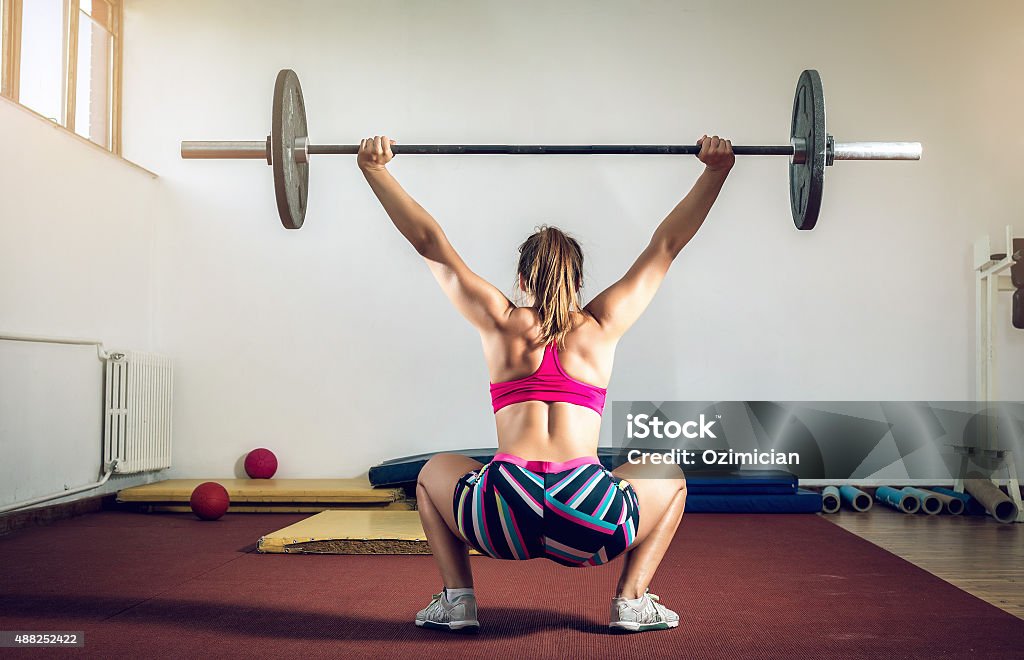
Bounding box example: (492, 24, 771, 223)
(181, 69, 922, 231)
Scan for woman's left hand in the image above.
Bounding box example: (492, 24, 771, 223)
(358, 135, 395, 172)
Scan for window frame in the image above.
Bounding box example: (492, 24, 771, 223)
(1, 0, 124, 155)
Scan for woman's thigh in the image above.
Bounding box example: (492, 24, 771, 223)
(417, 453, 484, 538)
(612, 460, 687, 548)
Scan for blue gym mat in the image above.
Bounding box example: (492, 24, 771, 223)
(686, 488, 822, 513)
(686, 471, 797, 495)
(368, 448, 799, 497)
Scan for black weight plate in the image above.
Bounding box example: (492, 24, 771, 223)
(789, 70, 826, 230)
(271, 69, 309, 230)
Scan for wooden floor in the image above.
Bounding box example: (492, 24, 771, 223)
(827, 508, 1024, 619)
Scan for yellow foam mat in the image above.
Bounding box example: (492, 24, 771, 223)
(117, 478, 403, 504)
(139, 501, 416, 514)
(258, 510, 432, 554)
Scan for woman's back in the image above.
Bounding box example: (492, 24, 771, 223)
(485, 307, 616, 461)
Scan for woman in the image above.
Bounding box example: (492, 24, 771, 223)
(358, 134, 734, 633)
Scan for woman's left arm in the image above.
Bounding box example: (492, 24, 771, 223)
(359, 135, 514, 331)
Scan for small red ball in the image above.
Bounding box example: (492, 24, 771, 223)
(190, 482, 230, 520)
(244, 447, 278, 479)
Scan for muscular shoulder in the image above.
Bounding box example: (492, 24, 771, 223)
(505, 306, 540, 332)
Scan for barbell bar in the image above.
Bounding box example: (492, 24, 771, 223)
(181, 69, 922, 231)
(181, 141, 923, 159)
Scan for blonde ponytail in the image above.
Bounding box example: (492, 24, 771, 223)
(516, 226, 584, 348)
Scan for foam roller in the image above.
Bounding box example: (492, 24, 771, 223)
(919, 488, 964, 515)
(900, 487, 942, 515)
(821, 486, 841, 513)
(876, 486, 919, 513)
(930, 487, 986, 515)
(964, 474, 1019, 524)
(838, 485, 872, 512)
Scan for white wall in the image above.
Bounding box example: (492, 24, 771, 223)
(122, 0, 1024, 478)
(0, 99, 165, 508)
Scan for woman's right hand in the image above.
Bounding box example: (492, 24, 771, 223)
(357, 135, 396, 172)
(696, 135, 734, 173)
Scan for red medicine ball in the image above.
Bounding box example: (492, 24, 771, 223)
(190, 482, 230, 520)
(245, 447, 278, 479)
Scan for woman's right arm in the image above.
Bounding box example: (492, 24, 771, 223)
(359, 136, 515, 332)
(584, 135, 734, 339)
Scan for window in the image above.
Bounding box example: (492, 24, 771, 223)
(1, 0, 123, 154)
(74, 0, 116, 147)
(19, 0, 64, 122)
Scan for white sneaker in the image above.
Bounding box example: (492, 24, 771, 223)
(610, 591, 680, 632)
(415, 591, 480, 632)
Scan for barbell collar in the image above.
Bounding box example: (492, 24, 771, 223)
(790, 137, 807, 165)
(294, 136, 310, 164)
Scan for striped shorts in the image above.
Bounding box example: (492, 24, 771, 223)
(452, 453, 641, 567)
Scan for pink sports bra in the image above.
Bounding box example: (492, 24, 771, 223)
(489, 343, 607, 415)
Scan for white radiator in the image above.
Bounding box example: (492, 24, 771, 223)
(105, 351, 173, 474)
